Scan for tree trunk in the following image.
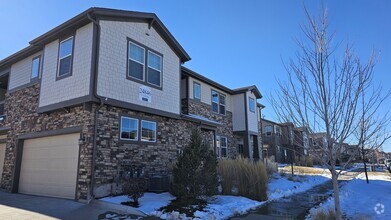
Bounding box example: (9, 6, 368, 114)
(331, 165, 342, 220)
(362, 150, 369, 184)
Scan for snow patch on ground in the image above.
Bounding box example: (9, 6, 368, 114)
(308, 172, 391, 219)
(100, 192, 175, 215)
(100, 173, 332, 219)
(194, 195, 264, 219)
(268, 174, 331, 200)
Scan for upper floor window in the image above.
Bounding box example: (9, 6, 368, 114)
(193, 82, 201, 100)
(147, 51, 162, 87)
(211, 90, 226, 115)
(127, 39, 163, 88)
(141, 120, 157, 142)
(265, 125, 272, 136)
(128, 42, 145, 81)
(31, 56, 41, 79)
(249, 97, 255, 112)
(120, 117, 138, 141)
(58, 36, 74, 78)
(275, 126, 281, 136)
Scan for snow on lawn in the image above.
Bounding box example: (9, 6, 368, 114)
(192, 174, 331, 219)
(100, 192, 175, 215)
(268, 173, 330, 200)
(100, 173, 331, 219)
(308, 172, 391, 219)
(193, 195, 265, 219)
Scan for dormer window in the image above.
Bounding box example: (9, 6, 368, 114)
(57, 36, 74, 79)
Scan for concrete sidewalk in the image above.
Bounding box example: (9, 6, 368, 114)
(0, 191, 145, 220)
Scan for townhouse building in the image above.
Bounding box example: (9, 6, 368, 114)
(260, 118, 309, 163)
(0, 8, 263, 201)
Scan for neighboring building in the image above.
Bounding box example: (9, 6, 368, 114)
(260, 119, 307, 163)
(0, 8, 263, 201)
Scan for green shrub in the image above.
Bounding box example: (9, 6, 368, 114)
(170, 129, 218, 200)
(217, 157, 268, 201)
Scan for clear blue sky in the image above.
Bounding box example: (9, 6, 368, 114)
(1, 0, 390, 151)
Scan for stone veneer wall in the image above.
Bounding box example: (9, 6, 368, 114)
(187, 99, 237, 158)
(0, 84, 95, 200)
(93, 105, 202, 197)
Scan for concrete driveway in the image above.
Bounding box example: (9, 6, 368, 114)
(0, 191, 145, 220)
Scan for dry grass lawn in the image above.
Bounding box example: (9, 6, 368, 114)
(279, 165, 330, 175)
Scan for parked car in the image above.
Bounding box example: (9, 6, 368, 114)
(385, 159, 391, 171)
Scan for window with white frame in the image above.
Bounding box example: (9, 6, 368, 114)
(141, 120, 157, 142)
(211, 90, 226, 115)
(147, 51, 162, 87)
(193, 82, 201, 100)
(249, 97, 255, 112)
(265, 125, 272, 136)
(220, 136, 228, 158)
(120, 117, 138, 140)
(58, 36, 74, 77)
(216, 136, 228, 158)
(128, 42, 145, 81)
(31, 56, 41, 79)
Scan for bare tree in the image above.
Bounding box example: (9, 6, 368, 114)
(356, 82, 391, 183)
(269, 5, 390, 219)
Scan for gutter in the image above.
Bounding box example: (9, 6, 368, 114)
(87, 11, 105, 201)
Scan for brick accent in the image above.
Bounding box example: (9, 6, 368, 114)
(187, 99, 237, 158)
(0, 84, 94, 200)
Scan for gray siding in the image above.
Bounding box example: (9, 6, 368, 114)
(247, 91, 258, 133)
(97, 20, 181, 115)
(9, 51, 43, 90)
(232, 94, 245, 131)
(39, 23, 93, 107)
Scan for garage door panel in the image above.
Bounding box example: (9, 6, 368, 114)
(19, 133, 79, 199)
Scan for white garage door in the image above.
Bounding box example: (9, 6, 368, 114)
(19, 133, 80, 199)
(0, 143, 5, 183)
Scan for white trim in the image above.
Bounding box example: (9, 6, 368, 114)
(120, 117, 139, 141)
(220, 136, 228, 158)
(141, 120, 157, 143)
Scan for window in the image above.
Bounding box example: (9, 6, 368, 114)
(193, 82, 201, 100)
(141, 120, 157, 142)
(249, 97, 255, 112)
(58, 36, 74, 77)
(120, 117, 138, 140)
(265, 125, 272, 136)
(217, 136, 228, 158)
(211, 90, 226, 115)
(275, 126, 281, 136)
(128, 42, 145, 80)
(31, 56, 41, 79)
(147, 51, 162, 87)
(219, 94, 226, 115)
(127, 39, 164, 88)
